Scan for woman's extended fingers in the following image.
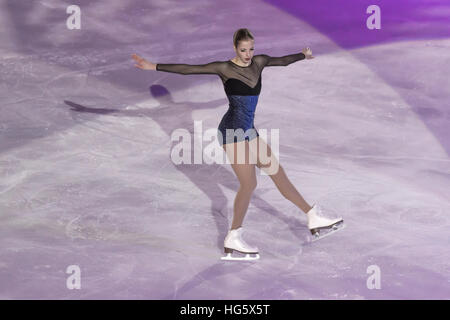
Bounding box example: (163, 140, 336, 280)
(132, 53, 147, 64)
(132, 53, 143, 62)
(132, 54, 147, 69)
(304, 47, 314, 59)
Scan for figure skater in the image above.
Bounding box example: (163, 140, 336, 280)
(132, 28, 344, 261)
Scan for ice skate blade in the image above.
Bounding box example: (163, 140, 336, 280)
(221, 253, 260, 261)
(309, 219, 344, 233)
(310, 223, 345, 242)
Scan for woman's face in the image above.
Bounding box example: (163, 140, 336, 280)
(234, 39, 255, 63)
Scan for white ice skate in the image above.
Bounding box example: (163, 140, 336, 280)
(221, 227, 260, 261)
(307, 204, 344, 242)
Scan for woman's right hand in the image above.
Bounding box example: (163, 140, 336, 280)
(301, 47, 314, 59)
(132, 53, 157, 70)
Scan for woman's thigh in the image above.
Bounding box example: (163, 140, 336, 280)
(222, 141, 257, 187)
(222, 140, 254, 165)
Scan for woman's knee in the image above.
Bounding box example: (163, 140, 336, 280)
(240, 179, 257, 192)
(257, 161, 282, 176)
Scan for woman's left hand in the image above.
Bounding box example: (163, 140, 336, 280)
(302, 47, 314, 59)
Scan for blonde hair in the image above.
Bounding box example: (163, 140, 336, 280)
(233, 28, 254, 48)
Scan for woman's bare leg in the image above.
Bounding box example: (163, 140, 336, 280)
(222, 140, 257, 230)
(250, 137, 313, 214)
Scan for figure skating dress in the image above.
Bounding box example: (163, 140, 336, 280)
(156, 52, 306, 145)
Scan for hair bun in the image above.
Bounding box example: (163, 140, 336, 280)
(233, 28, 254, 48)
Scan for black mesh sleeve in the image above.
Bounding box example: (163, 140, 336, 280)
(260, 53, 306, 67)
(156, 61, 223, 75)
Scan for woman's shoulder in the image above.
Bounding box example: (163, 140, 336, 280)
(253, 54, 270, 67)
(254, 54, 270, 61)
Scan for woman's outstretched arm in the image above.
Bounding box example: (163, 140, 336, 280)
(132, 53, 222, 75)
(261, 47, 314, 67)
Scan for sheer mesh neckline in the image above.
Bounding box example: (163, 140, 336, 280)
(228, 59, 253, 68)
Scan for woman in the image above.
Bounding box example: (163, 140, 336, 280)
(132, 28, 343, 261)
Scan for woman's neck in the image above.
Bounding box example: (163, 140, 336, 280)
(232, 57, 251, 67)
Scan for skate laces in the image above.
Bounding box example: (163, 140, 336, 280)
(237, 230, 250, 246)
(235, 229, 254, 249)
(315, 204, 323, 217)
(314, 205, 341, 222)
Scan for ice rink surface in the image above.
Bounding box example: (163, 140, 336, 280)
(0, 0, 449, 299)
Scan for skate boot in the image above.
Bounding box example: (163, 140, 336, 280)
(307, 203, 344, 242)
(221, 227, 260, 261)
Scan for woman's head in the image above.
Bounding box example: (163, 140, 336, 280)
(233, 28, 255, 63)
